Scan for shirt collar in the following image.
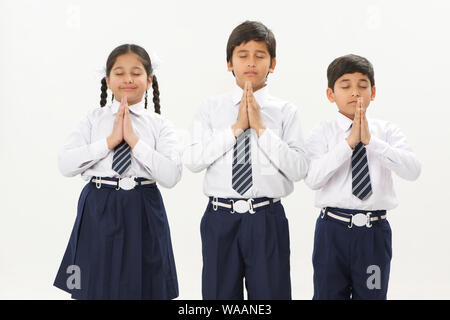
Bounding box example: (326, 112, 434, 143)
(110, 98, 146, 115)
(336, 111, 354, 132)
(231, 82, 269, 107)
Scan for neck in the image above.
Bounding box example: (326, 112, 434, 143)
(338, 110, 355, 120)
(114, 97, 143, 106)
(236, 81, 266, 92)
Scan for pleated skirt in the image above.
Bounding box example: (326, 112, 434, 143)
(54, 180, 178, 300)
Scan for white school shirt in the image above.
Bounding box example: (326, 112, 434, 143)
(183, 84, 309, 198)
(58, 99, 182, 188)
(304, 112, 421, 210)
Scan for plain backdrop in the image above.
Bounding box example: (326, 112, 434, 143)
(1, 0, 449, 299)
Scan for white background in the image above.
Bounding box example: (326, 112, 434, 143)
(1, 0, 449, 299)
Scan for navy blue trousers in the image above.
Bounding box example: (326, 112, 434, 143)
(54, 179, 178, 300)
(201, 198, 291, 300)
(312, 208, 392, 300)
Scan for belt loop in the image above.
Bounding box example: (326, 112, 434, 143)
(207, 197, 213, 211)
(269, 198, 274, 213)
(230, 199, 235, 214)
(95, 176, 102, 189)
(212, 197, 218, 211)
(321, 208, 327, 220)
(366, 212, 373, 228)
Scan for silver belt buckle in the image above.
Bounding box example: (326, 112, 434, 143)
(352, 213, 368, 227)
(118, 177, 136, 190)
(233, 200, 250, 213)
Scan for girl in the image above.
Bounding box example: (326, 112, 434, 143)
(54, 44, 181, 300)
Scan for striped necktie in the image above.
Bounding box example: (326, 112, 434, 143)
(112, 141, 131, 175)
(351, 141, 372, 200)
(232, 128, 253, 195)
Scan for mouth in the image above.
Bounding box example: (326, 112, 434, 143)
(244, 72, 257, 76)
(121, 87, 137, 91)
(348, 100, 358, 104)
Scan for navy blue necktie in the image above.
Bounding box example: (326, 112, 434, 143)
(351, 141, 372, 200)
(232, 129, 253, 195)
(112, 141, 131, 175)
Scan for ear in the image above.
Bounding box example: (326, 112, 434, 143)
(227, 60, 233, 72)
(326, 87, 335, 103)
(370, 86, 376, 101)
(105, 76, 110, 89)
(268, 58, 276, 73)
(147, 75, 153, 91)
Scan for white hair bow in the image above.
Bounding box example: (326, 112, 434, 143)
(149, 52, 162, 76)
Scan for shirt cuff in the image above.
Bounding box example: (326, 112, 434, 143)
(91, 138, 110, 159)
(132, 139, 154, 163)
(335, 139, 353, 162)
(366, 136, 390, 155)
(223, 126, 238, 151)
(257, 128, 279, 153)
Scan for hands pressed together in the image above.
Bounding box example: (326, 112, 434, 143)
(346, 97, 371, 149)
(107, 96, 139, 150)
(232, 81, 266, 138)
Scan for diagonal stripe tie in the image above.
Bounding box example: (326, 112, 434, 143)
(351, 141, 372, 200)
(112, 140, 131, 175)
(232, 129, 253, 195)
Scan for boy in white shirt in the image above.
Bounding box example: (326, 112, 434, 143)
(305, 54, 421, 299)
(183, 21, 309, 300)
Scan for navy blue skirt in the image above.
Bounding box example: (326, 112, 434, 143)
(54, 179, 178, 300)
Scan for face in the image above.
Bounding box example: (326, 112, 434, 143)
(326, 72, 376, 120)
(106, 53, 152, 106)
(227, 40, 276, 91)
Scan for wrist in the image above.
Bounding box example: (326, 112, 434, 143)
(346, 137, 357, 149)
(107, 136, 119, 150)
(232, 122, 247, 138)
(255, 124, 266, 137)
(362, 138, 371, 146)
(127, 134, 139, 149)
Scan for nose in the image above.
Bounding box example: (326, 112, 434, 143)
(124, 74, 133, 83)
(351, 89, 360, 97)
(247, 57, 256, 67)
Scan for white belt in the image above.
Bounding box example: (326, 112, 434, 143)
(211, 197, 281, 214)
(92, 177, 155, 191)
(321, 208, 387, 228)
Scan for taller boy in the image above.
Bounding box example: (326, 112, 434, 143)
(183, 21, 309, 300)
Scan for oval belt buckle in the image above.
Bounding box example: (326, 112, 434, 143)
(119, 177, 136, 191)
(352, 213, 367, 227)
(233, 200, 249, 214)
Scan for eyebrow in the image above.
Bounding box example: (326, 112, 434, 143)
(339, 79, 369, 83)
(236, 50, 268, 54)
(112, 66, 143, 71)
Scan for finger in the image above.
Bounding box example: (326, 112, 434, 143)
(247, 87, 253, 109)
(242, 82, 247, 100)
(354, 107, 361, 125)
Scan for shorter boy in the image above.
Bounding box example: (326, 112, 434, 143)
(305, 54, 421, 299)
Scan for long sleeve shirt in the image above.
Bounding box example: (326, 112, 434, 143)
(58, 99, 182, 188)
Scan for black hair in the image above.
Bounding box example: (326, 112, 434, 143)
(226, 21, 276, 65)
(100, 44, 161, 114)
(327, 54, 375, 91)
